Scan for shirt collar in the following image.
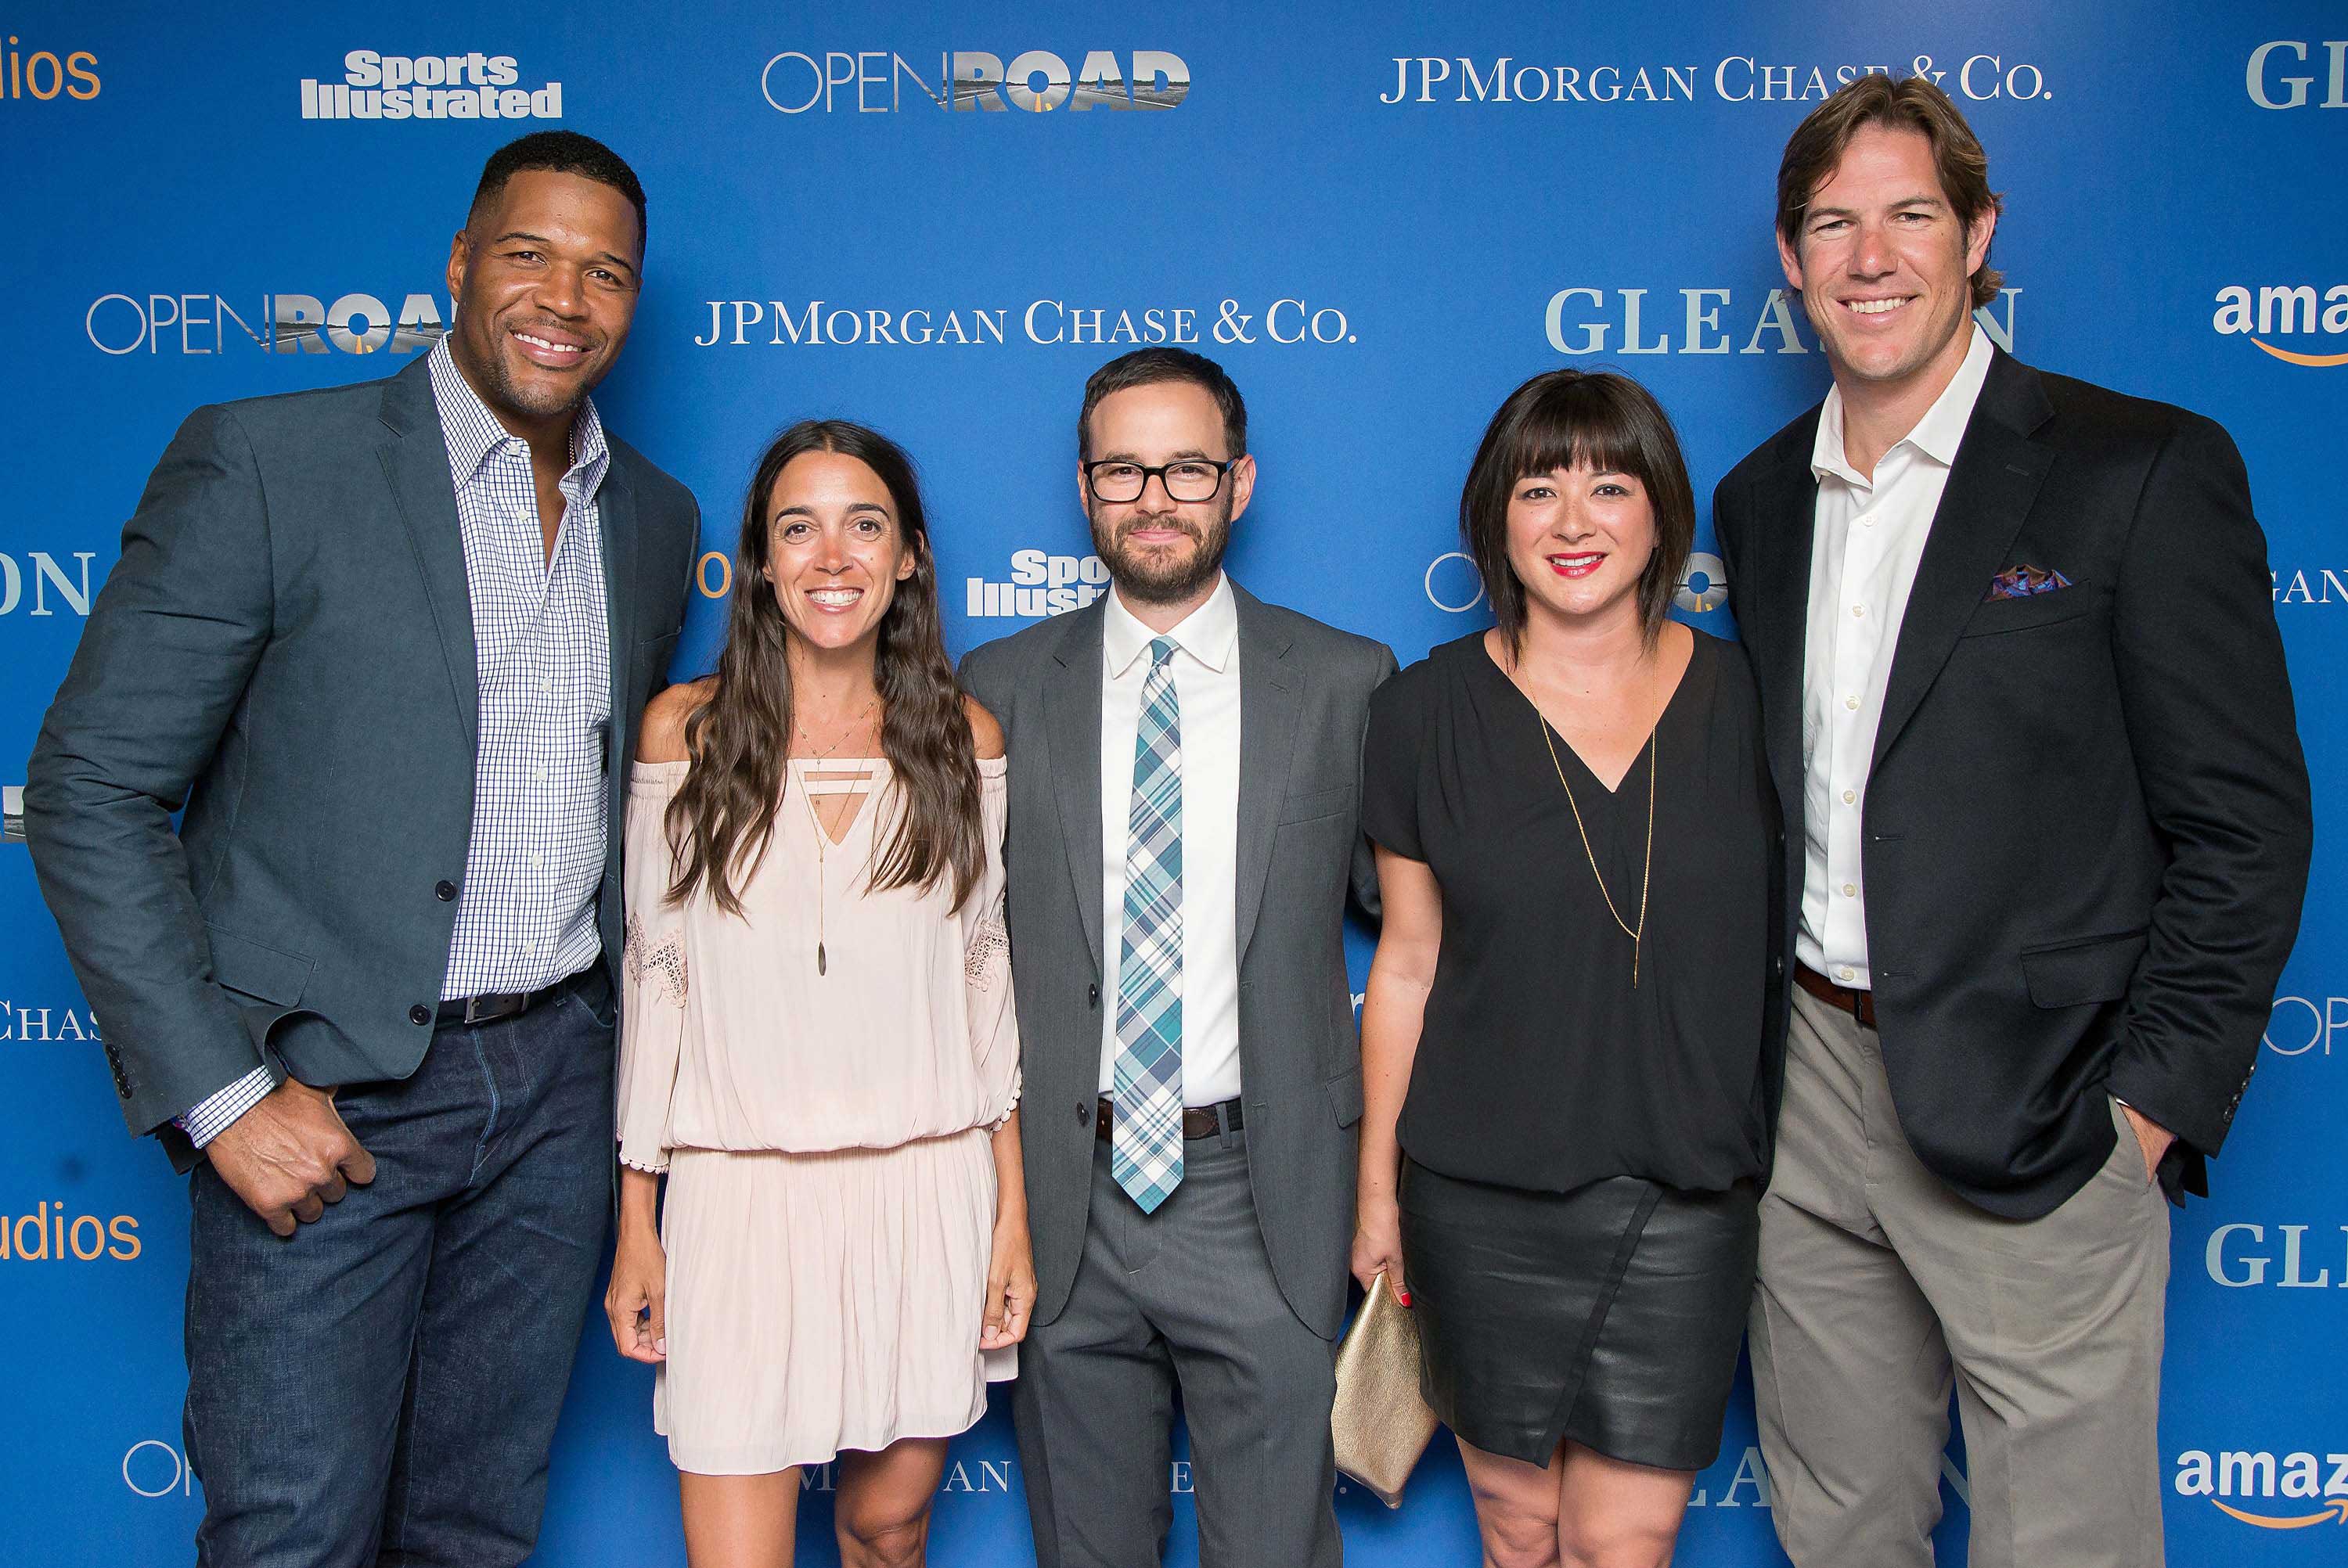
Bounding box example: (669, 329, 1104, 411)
(1811, 322, 1995, 485)
(427, 336, 610, 495)
(1104, 572, 1238, 678)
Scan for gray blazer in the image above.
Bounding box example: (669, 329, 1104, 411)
(25, 354, 698, 1167)
(960, 582, 1395, 1339)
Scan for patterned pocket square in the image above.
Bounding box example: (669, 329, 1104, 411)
(1986, 565, 2073, 601)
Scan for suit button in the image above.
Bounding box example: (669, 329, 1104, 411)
(1772, 956, 1785, 976)
(1087, 983, 1100, 1008)
(409, 1004, 432, 1026)
(1078, 1101, 1090, 1124)
(435, 880, 458, 901)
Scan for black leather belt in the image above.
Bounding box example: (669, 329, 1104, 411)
(1097, 1095, 1244, 1142)
(437, 965, 606, 1029)
(1795, 963, 1877, 1030)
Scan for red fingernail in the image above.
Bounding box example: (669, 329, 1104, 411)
(1397, 1289, 1412, 1306)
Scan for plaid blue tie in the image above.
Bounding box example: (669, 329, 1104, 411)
(1113, 637, 1184, 1212)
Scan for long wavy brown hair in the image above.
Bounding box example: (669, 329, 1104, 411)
(665, 420, 984, 916)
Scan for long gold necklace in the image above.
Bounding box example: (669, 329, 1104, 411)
(790, 696, 877, 977)
(1539, 721, 1656, 987)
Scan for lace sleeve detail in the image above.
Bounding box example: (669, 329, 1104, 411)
(625, 912, 689, 1007)
(963, 914, 1009, 992)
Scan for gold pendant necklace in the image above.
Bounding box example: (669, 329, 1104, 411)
(1540, 723, 1656, 987)
(791, 695, 877, 977)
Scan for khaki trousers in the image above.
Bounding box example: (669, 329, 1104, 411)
(1749, 987, 2170, 1568)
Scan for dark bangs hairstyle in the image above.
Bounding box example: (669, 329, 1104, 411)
(665, 420, 984, 916)
(1460, 369, 1696, 650)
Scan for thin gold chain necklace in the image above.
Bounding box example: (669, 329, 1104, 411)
(1538, 721, 1656, 987)
(790, 696, 877, 976)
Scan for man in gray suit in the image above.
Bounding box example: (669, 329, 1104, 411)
(25, 132, 697, 1566)
(961, 347, 1394, 1567)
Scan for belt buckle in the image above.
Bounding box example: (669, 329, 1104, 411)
(462, 994, 493, 1026)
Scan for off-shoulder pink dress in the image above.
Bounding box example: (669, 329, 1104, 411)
(617, 755, 1020, 1476)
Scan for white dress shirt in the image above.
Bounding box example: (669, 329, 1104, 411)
(1798, 325, 1993, 988)
(1098, 575, 1244, 1106)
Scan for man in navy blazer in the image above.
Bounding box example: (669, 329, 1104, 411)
(26, 132, 697, 1566)
(1713, 77, 2310, 1568)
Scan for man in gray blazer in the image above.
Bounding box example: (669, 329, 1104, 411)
(25, 132, 697, 1567)
(961, 347, 1394, 1567)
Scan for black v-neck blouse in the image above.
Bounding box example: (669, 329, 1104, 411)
(1362, 629, 1773, 1195)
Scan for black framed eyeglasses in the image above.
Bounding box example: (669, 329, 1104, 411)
(1083, 458, 1235, 505)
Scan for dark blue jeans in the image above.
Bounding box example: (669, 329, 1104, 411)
(184, 971, 616, 1567)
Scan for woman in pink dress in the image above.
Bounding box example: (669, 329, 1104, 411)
(603, 419, 1032, 1567)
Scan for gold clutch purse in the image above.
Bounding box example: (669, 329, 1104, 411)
(1331, 1271, 1439, 1508)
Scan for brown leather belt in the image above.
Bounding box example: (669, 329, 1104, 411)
(1097, 1095, 1245, 1142)
(1795, 963, 1877, 1030)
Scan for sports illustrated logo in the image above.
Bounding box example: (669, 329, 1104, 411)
(86, 292, 448, 356)
(2266, 994, 2346, 1056)
(1422, 551, 1728, 614)
(1384, 54, 2050, 106)
(762, 50, 1187, 114)
(0, 1002, 102, 1042)
(0, 36, 98, 100)
(1546, 287, 2019, 357)
(2174, 1445, 2348, 1531)
(0, 1202, 140, 1261)
(301, 51, 561, 121)
(696, 298, 1352, 349)
(966, 552, 1110, 619)
(2272, 569, 2348, 605)
(2246, 41, 2348, 110)
(0, 550, 95, 617)
(2205, 1224, 2348, 1289)
(2214, 285, 2348, 367)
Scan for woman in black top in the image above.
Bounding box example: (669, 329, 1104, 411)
(1352, 369, 1774, 1568)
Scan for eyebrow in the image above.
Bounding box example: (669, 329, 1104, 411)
(1806, 195, 1949, 222)
(772, 502, 892, 520)
(1094, 448, 1222, 463)
(492, 229, 640, 278)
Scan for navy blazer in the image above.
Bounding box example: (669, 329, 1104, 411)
(26, 354, 699, 1167)
(1713, 347, 2311, 1217)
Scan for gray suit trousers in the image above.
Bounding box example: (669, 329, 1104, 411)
(1013, 1121, 1342, 1568)
(1750, 987, 2170, 1568)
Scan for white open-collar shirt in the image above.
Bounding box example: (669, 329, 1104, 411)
(1799, 324, 1993, 988)
(1097, 574, 1244, 1106)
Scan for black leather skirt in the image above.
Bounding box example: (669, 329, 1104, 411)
(1399, 1158, 1759, 1471)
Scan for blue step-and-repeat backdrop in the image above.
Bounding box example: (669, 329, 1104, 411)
(3, 2, 2341, 1563)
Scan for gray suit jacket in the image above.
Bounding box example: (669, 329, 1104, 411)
(26, 354, 699, 1168)
(960, 581, 1395, 1339)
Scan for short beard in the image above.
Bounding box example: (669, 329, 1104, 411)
(1089, 501, 1233, 608)
(452, 309, 595, 426)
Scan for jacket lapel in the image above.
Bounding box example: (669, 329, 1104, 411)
(597, 458, 640, 746)
(1043, 599, 1108, 978)
(375, 357, 477, 750)
(1746, 423, 1822, 815)
(1233, 583, 1300, 963)
(1871, 352, 2055, 770)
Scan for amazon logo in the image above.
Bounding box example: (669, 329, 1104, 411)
(2174, 1448, 2348, 1530)
(2212, 284, 2348, 368)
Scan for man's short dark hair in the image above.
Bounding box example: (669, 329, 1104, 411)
(1077, 347, 1248, 460)
(468, 131, 647, 254)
